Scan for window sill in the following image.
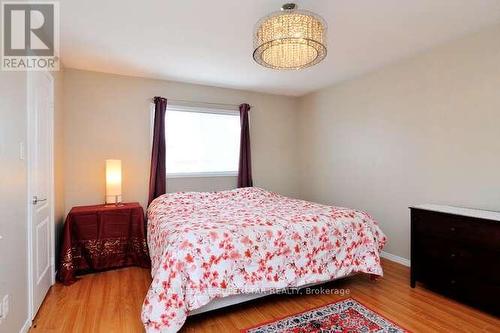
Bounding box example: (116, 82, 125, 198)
(167, 172, 238, 179)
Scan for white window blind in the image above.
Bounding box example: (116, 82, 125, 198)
(159, 102, 240, 177)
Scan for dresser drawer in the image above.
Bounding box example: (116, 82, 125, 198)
(412, 209, 499, 248)
(420, 271, 500, 316)
(456, 278, 500, 316)
(415, 236, 500, 282)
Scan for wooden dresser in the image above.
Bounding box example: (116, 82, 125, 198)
(410, 204, 500, 316)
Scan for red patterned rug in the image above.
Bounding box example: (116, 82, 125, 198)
(242, 298, 408, 333)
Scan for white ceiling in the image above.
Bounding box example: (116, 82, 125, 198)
(60, 0, 500, 96)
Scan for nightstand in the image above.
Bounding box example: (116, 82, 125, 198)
(57, 202, 150, 285)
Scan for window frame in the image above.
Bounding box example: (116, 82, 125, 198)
(150, 101, 240, 178)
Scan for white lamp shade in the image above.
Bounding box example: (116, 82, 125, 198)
(105, 159, 122, 203)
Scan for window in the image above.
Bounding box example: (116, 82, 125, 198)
(156, 102, 241, 177)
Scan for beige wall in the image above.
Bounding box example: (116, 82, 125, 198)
(53, 70, 65, 257)
(0, 72, 29, 333)
(297, 24, 500, 259)
(63, 69, 299, 212)
(167, 176, 236, 193)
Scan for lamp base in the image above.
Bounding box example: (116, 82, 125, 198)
(105, 203, 125, 207)
(105, 195, 123, 206)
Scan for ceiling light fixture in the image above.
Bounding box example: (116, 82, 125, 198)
(253, 3, 327, 70)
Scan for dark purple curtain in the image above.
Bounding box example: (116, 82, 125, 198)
(148, 96, 167, 205)
(237, 103, 253, 188)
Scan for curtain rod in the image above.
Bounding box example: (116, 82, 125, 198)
(151, 98, 252, 109)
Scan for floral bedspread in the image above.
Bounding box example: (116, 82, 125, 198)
(141, 187, 386, 332)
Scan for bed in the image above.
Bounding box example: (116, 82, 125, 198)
(141, 187, 386, 332)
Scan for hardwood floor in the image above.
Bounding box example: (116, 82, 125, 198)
(31, 259, 499, 332)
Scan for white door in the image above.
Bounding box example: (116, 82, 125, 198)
(27, 71, 54, 318)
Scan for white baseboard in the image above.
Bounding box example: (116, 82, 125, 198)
(20, 318, 31, 333)
(380, 251, 411, 267)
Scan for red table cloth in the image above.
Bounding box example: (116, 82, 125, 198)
(57, 202, 150, 285)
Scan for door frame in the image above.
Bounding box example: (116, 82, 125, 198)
(26, 70, 56, 321)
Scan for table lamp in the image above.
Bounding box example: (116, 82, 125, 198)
(105, 159, 122, 205)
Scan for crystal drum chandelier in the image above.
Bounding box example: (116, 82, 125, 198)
(253, 3, 327, 70)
